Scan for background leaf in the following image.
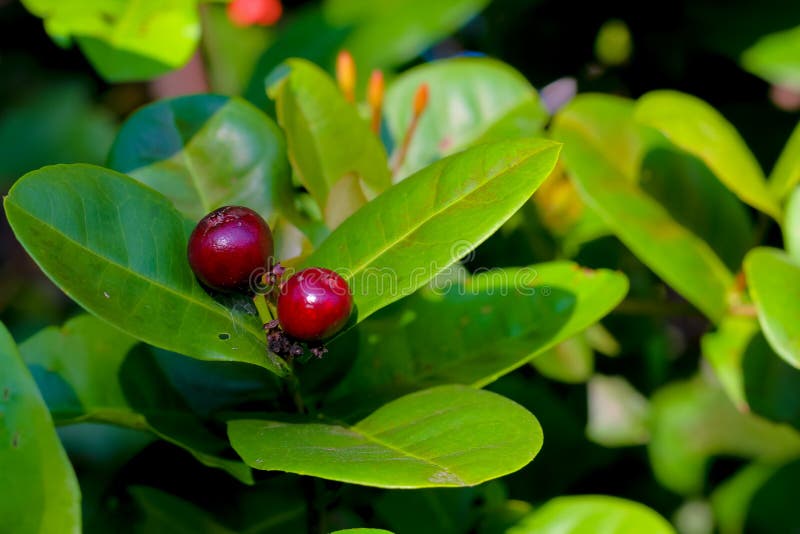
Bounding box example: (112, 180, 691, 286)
(384, 57, 547, 177)
(108, 94, 291, 224)
(634, 90, 781, 219)
(785, 186, 800, 263)
(769, 121, 800, 200)
(303, 138, 561, 323)
(741, 25, 800, 89)
(4, 164, 286, 374)
(268, 59, 390, 222)
(0, 321, 81, 533)
(744, 247, 800, 368)
(22, 0, 201, 82)
(229, 385, 542, 488)
(508, 495, 675, 534)
(552, 98, 733, 322)
(701, 316, 759, 411)
(129, 486, 236, 534)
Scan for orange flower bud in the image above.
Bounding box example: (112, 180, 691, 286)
(336, 50, 356, 102)
(413, 83, 429, 117)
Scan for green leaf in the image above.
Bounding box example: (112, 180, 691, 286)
(742, 332, 800, 430)
(4, 164, 286, 375)
(19, 315, 255, 483)
(384, 57, 547, 177)
(331, 530, 394, 534)
(769, 121, 800, 199)
(323, 262, 627, 417)
(741, 25, 800, 88)
(130, 486, 236, 534)
(785, 186, 800, 263)
(711, 463, 780, 534)
(109, 94, 292, 224)
(324, 0, 490, 74)
(375, 487, 482, 534)
(303, 138, 562, 323)
(744, 247, 800, 368)
(648, 378, 800, 495)
(268, 59, 390, 219)
(22, 0, 201, 82)
(0, 322, 81, 533)
(701, 316, 759, 411)
(634, 90, 781, 220)
(552, 98, 733, 322)
(229, 385, 542, 488)
(508, 495, 675, 534)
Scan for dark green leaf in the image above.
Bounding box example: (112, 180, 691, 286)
(324, 262, 627, 417)
(4, 164, 286, 374)
(742, 332, 800, 430)
(130, 486, 235, 534)
(384, 57, 546, 177)
(109, 94, 292, 224)
(710, 462, 779, 534)
(0, 321, 81, 532)
(303, 138, 562, 322)
(744, 247, 800, 368)
(508, 495, 675, 534)
(229, 385, 542, 488)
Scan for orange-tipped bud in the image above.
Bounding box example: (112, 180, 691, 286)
(412, 83, 429, 117)
(367, 70, 384, 109)
(336, 50, 356, 102)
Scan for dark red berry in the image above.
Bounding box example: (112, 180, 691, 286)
(187, 206, 273, 292)
(277, 267, 353, 341)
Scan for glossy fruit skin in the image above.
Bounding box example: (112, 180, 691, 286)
(187, 206, 273, 292)
(277, 268, 353, 341)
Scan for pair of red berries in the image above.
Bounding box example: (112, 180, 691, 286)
(187, 206, 352, 342)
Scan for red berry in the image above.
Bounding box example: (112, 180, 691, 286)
(187, 206, 273, 292)
(227, 0, 282, 27)
(277, 268, 353, 341)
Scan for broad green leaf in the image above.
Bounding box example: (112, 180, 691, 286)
(303, 138, 562, 323)
(0, 322, 81, 533)
(634, 90, 781, 219)
(745, 458, 800, 532)
(744, 247, 800, 368)
(19, 315, 255, 483)
(331, 530, 394, 534)
(508, 495, 675, 534)
(701, 316, 759, 411)
(769, 121, 800, 199)
(785, 186, 800, 263)
(4, 164, 286, 375)
(711, 463, 780, 534)
(22, 0, 201, 82)
(268, 59, 390, 217)
(648, 378, 800, 495)
(109, 95, 292, 224)
(552, 101, 733, 322)
(384, 58, 547, 177)
(130, 486, 236, 534)
(323, 262, 627, 417)
(586, 375, 650, 447)
(741, 25, 800, 88)
(324, 0, 489, 74)
(229, 385, 542, 488)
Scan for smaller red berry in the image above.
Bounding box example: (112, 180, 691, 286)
(187, 206, 273, 292)
(227, 0, 282, 27)
(277, 268, 353, 342)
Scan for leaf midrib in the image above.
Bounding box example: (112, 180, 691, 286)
(5, 197, 265, 342)
(314, 143, 559, 281)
